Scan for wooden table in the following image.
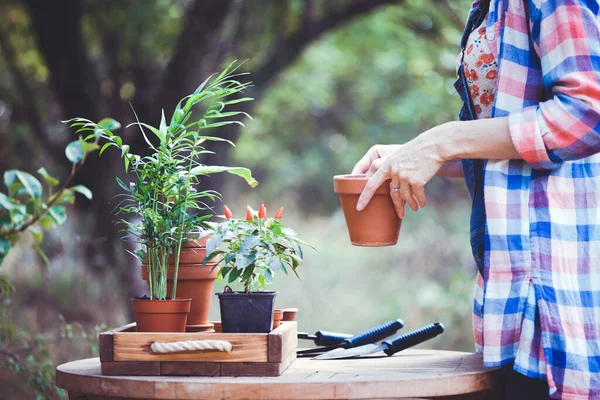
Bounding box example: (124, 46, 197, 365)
(56, 349, 501, 400)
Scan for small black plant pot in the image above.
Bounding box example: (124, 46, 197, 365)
(217, 291, 278, 333)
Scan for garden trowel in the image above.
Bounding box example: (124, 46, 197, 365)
(297, 319, 404, 356)
(313, 322, 444, 360)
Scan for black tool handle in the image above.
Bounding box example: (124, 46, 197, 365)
(315, 331, 353, 347)
(383, 322, 444, 356)
(343, 319, 404, 348)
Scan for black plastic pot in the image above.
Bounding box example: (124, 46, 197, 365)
(217, 291, 277, 333)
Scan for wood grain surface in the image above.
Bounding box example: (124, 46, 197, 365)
(57, 349, 501, 399)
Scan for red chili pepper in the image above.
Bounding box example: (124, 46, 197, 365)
(246, 206, 254, 221)
(275, 207, 284, 220)
(258, 204, 267, 219)
(223, 205, 233, 219)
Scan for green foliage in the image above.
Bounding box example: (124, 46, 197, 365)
(0, 143, 94, 282)
(64, 61, 258, 300)
(205, 206, 310, 292)
(0, 299, 103, 400)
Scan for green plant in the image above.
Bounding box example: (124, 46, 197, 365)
(64, 61, 258, 300)
(0, 139, 97, 292)
(204, 204, 311, 292)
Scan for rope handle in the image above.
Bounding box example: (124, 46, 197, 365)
(150, 339, 233, 354)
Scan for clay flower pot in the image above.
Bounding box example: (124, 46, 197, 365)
(131, 298, 191, 332)
(168, 235, 209, 264)
(141, 263, 219, 332)
(282, 308, 298, 321)
(334, 174, 401, 246)
(273, 309, 284, 329)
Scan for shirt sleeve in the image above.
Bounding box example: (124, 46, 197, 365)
(508, 0, 600, 170)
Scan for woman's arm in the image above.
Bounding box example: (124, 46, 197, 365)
(356, 117, 521, 217)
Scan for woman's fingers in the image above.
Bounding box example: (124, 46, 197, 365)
(351, 145, 382, 175)
(390, 175, 405, 219)
(366, 158, 385, 178)
(357, 167, 387, 211)
(412, 184, 427, 208)
(400, 180, 418, 212)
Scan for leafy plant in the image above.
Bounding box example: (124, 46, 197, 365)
(204, 204, 311, 292)
(64, 61, 258, 300)
(0, 138, 97, 293)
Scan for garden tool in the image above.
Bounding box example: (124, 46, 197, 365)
(297, 331, 353, 347)
(312, 322, 444, 360)
(297, 319, 404, 357)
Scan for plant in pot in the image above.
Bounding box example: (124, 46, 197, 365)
(64, 62, 258, 332)
(204, 204, 311, 333)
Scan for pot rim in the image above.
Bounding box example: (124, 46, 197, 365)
(130, 297, 192, 302)
(216, 290, 278, 298)
(333, 174, 391, 195)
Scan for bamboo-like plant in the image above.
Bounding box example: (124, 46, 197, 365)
(64, 61, 257, 300)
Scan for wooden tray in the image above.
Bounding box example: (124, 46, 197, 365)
(99, 321, 297, 377)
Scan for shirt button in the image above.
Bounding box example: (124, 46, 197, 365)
(487, 31, 496, 41)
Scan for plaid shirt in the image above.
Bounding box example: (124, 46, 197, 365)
(469, 0, 600, 398)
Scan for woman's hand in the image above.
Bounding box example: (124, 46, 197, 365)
(353, 131, 445, 219)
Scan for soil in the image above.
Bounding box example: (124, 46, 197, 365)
(133, 295, 172, 300)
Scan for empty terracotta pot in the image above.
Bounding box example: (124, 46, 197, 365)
(334, 174, 401, 246)
(141, 262, 219, 328)
(282, 308, 298, 321)
(273, 309, 284, 329)
(131, 298, 191, 332)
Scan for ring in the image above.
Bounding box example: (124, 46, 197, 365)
(391, 187, 401, 193)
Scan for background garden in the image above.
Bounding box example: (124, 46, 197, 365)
(0, 0, 476, 398)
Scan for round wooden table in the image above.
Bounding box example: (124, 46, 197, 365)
(56, 349, 501, 400)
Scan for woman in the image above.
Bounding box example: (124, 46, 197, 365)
(352, 1, 600, 399)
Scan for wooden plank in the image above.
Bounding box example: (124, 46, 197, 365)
(268, 321, 296, 362)
(100, 361, 160, 376)
(113, 332, 268, 362)
(98, 323, 136, 362)
(161, 361, 220, 376)
(221, 362, 283, 377)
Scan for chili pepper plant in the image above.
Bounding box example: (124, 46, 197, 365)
(204, 204, 311, 333)
(204, 205, 309, 292)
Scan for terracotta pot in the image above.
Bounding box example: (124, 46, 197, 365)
(141, 262, 219, 327)
(169, 235, 210, 264)
(213, 321, 222, 333)
(131, 298, 191, 332)
(282, 308, 298, 321)
(273, 309, 284, 329)
(334, 174, 401, 246)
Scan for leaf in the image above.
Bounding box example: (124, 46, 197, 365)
(238, 235, 261, 255)
(189, 166, 258, 188)
(257, 274, 265, 287)
(37, 167, 59, 187)
(48, 206, 67, 225)
(268, 257, 284, 272)
(206, 235, 222, 256)
(54, 188, 75, 204)
(0, 237, 10, 255)
(235, 252, 255, 270)
(65, 141, 84, 163)
(28, 226, 43, 244)
(72, 185, 92, 200)
(32, 244, 49, 265)
(39, 215, 55, 231)
(3, 170, 17, 189)
(14, 171, 42, 199)
(228, 267, 243, 283)
(264, 268, 273, 283)
(97, 118, 121, 131)
(0, 193, 16, 210)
